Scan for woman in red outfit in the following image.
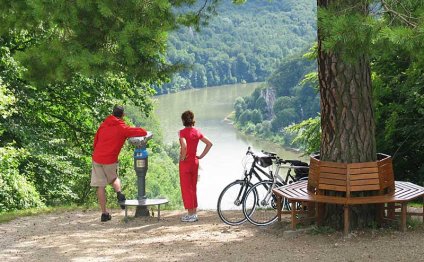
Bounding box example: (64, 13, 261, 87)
(179, 110, 213, 222)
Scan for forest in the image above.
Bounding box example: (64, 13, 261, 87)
(159, 0, 316, 93)
(233, 53, 319, 145)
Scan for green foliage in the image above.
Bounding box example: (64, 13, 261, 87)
(0, 146, 45, 211)
(234, 54, 319, 146)
(373, 49, 424, 184)
(0, 0, 210, 85)
(369, 0, 424, 184)
(318, 4, 376, 62)
(160, 0, 317, 93)
(0, 0, 201, 211)
(281, 1, 424, 184)
(0, 78, 16, 119)
(285, 116, 321, 155)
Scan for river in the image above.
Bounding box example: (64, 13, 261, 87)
(154, 83, 305, 210)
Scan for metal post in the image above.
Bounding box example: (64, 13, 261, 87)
(128, 133, 153, 217)
(126, 133, 168, 220)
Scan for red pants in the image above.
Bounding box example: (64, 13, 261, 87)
(179, 159, 199, 209)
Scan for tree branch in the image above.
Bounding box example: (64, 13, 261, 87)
(380, 0, 418, 28)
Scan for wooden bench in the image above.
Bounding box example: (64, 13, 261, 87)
(273, 153, 424, 235)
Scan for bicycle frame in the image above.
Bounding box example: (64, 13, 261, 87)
(261, 162, 310, 206)
(232, 149, 275, 205)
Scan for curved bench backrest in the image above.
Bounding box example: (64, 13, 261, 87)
(307, 153, 395, 197)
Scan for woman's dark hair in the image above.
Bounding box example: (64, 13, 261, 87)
(113, 105, 124, 118)
(181, 110, 195, 127)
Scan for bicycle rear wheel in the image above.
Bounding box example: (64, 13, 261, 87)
(242, 180, 280, 226)
(217, 180, 257, 226)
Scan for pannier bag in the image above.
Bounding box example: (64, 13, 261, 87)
(258, 156, 273, 168)
(291, 160, 309, 179)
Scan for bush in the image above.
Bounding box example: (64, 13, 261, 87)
(0, 146, 44, 212)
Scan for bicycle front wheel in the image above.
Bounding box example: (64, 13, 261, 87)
(243, 180, 280, 226)
(217, 180, 256, 226)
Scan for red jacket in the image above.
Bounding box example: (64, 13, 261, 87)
(92, 115, 147, 164)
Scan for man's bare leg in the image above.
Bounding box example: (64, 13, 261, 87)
(111, 177, 122, 193)
(97, 187, 107, 214)
(112, 177, 126, 209)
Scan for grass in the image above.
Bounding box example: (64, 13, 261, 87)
(0, 202, 179, 224)
(0, 205, 94, 224)
(307, 225, 336, 235)
(409, 202, 424, 208)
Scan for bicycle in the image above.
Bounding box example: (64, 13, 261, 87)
(216, 147, 276, 226)
(242, 157, 309, 226)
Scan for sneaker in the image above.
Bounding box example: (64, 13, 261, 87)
(117, 192, 126, 210)
(181, 214, 198, 222)
(181, 214, 190, 222)
(101, 213, 112, 222)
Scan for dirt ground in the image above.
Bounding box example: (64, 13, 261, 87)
(0, 209, 423, 262)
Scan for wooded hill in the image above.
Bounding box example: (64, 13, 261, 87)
(158, 0, 316, 93)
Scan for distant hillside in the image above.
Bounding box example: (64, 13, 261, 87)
(159, 0, 316, 93)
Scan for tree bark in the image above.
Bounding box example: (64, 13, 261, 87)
(317, 0, 377, 229)
(317, 0, 376, 163)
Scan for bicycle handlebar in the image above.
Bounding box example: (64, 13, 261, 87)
(245, 147, 276, 159)
(245, 147, 309, 169)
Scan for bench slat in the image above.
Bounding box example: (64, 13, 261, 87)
(320, 161, 347, 168)
(320, 178, 347, 186)
(320, 166, 346, 174)
(348, 167, 379, 174)
(349, 173, 379, 180)
(320, 173, 347, 180)
(348, 162, 378, 168)
(349, 179, 380, 186)
(351, 184, 381, 191)
(319, 184, 347, 192)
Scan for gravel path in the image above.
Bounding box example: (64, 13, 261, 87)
(0, 209, 423, 262)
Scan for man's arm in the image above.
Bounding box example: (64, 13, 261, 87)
(120, 122, 147, 138)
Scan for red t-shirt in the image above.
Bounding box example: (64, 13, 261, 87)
(179, 127, 204, 161)
(92, 115, 147, 164)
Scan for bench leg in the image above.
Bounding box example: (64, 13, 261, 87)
(276, 195, 282, 222)
(344, 205, 349, 236)
(291, 201, 297, 230)
(307, 202, 315, 219)
(401, 202, 407, 232)
(317, 203, 325, 226)
(422, 197, 424, 223)
(158, 205, 161, 221)
(124, 206, 128, 223)
(376, 203, 384, 227)
(387, 203, 395, 219)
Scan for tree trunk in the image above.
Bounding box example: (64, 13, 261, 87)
(317, 0, 377, 229)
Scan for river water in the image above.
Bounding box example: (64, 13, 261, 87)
(154, 83, 304, 210)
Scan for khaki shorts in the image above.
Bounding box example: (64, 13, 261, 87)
(90, 161, 119, 187)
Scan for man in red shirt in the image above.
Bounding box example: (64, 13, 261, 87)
(91, 105, 147, 222)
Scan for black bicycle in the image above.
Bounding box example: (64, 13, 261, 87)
(242, 157, 309, 226)
(216, 147, 276, 226)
